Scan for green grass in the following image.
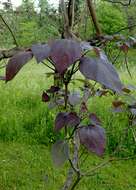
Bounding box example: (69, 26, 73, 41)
(0, 143, 135, 190)
(0, 59, 136, 189)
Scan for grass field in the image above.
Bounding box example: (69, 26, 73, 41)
(0, 59, 136, 189)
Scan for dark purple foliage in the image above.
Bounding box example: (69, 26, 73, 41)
(78, 125, 106, 156)
(50, 39, 82, 73)
(54, 112, 80, 132)
(79, 57, 123, 92)
(6, 51, 33, 82)
(31, 44, 51, 63)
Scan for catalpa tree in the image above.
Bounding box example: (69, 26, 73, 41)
(2, 38, 132, 190)
(0, 0, 136, 190)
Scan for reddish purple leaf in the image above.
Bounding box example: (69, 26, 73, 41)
(89, 113, 102, 126)
(46, 86, 60, 93)
(54, 112, 80, 132)
(31, 44, 50, 63)
(50, 39, 82, 73)
(78, 125, 106, 156)
(6, 51, 33, 82)
(42, 91, 50, 102)
(79, 57, 123, 92)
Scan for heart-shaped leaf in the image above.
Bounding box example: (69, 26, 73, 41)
(78, 125, 106, 156)
(6, 51, 33, 82)
(54, 112, 80, 132)
(50, 39, 82, 74)
(51, 140, 69, 167)
(79, 57, 123, 93)
(31, 44, 50, 63)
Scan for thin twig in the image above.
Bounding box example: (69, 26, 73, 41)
(0, 14, 18, 47)
(84, 156, 136, 177)
(41, 61, 55, 71)
(113, 24, 136, 34)
(104, 0, 132, 6)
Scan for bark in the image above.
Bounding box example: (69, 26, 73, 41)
(86, 0, 102, 37)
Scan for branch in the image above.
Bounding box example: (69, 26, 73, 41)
(68, 0, 75, 29)
(0, 14, 18, 47)
(86, 0, 102, 36)
(84, 155, 136, 177)
(113, 24, 136, 34)
(104, 0, 132, 6)
(61, 132, 80, 190)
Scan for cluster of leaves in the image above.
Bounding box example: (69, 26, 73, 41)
(1, 38, 136, 188)
(1, 39, 125, 156)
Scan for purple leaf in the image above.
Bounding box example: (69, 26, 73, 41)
(51, 140, 69, 167)
(89, 113, 102, 126)
(6, 51, 33, 82)
(31, 44, 50, 63)
(54, 112, 80, 132)
(46, 86, 60, 93)
(42, 91, 50, 102)
(50, 39, 82, 74)
(79, 57, 123, 93)
(78, 125, 106, 156)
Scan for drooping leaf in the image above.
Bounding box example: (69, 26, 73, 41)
(89, 113, 102, 126)
(54, 112, 80, 132)
(78, 125, 106, 156)
(42, 91, 50, 102)
(51, 140, 69, 167)
(79, 57, 123, 92)
(31, 44, 50, 63)
(6, 51, 33, 82)
(50, 39, 82, 73)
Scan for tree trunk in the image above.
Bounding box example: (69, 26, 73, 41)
(86, 0, 102, 36)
